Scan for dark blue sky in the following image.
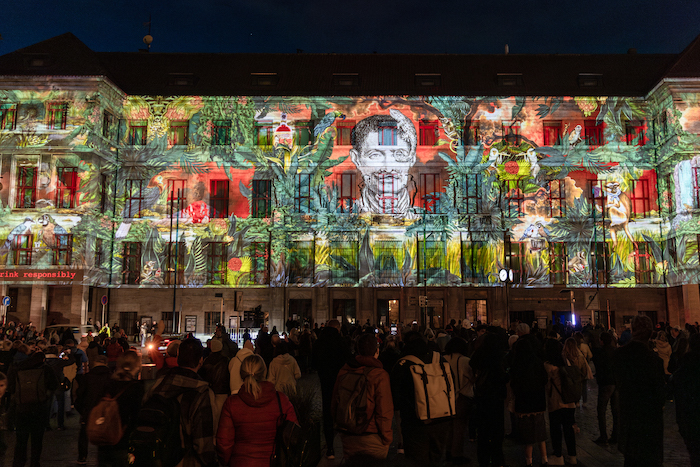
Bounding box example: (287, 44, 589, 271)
(2, 0, 699, 55)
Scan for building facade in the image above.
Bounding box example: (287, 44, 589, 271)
(1, 33, 700, 337)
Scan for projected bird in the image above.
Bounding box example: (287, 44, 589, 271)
(0, 217, 34, 263)
(121, 175, 166, 219)
(314, 111, 346, 139)
(568, 125, 583, 147)
(37, 214, 67, 249)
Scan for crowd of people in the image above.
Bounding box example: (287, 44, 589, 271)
(0, 317, 695, 466)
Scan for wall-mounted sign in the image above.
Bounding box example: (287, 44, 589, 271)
(185, 316, 197, 333)
(0, 269, 83, 283)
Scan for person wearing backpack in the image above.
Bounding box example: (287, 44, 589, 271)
(332, 332, 393, 461)
(391, 331, 453, 466)
(544, 339, 577, 466)
(7, 350, 58, 467)
(75, 354, 112, 465)
(143, 338, 218, 467)
(216, 354, 298, 467)
(443, 336, 474, 465)
(91, 351, 144, 467)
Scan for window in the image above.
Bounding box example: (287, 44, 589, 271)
(502, 121, 521, 145)
(635, 243, 653, 284)
(507, 189, 525, 217)
(664, 173, 674, 214)
(212, 120, 231, 146)
(506, 240, 526, 284)
(629, 179, 650, 218)
(578, 73, 603, 88)
(102, 111, 117, 140)
(207, 242, 227, 285)
(418, 239, 446, 285)
(549, 242, 567, 285)
(543, 121, 562, 146)
(625, 120, 646, 146)
(415, 74, 441, 87)
(252, 180, 272, 218)
(461, 233, 488, 283)
(13, 234, 33, 266)
(249, 241, 270, 285)
(592, 242, 608, 285)
(465, 299, 488, 324)
(653, 111, 669, 144)
(56, 167, 80, 209)
(339, 173, 356, 213)
(167, 179, 186, 211)
(164, 241, 185, 286)
(694, 167, 700, 209)
(459, 174, 483, 214)
(373, 240, 402, 285)
(548, 180, 566, 217)
(295, 174, 311, 213)
(122, 242, 141, 285)
(124, 180, 145, 218)
(169, 120, 188, 146)
(379, 174, 398, 215)
(332, 73, 360, 87)
(95, 238, 104, 268)
(378, 123, 397, 146)
(128, 121, 147, 145)
(497, 73, 524, 87)
(209, 180, 229, 218)
(161, 312, 178, 334)
(47, 102, 68, 130)
(256, 125, 273, 146)
(419, 121, 438, 146)
(16, 166, 37, 208)
(336, 123, 353, 146)
(53, 234, 72, 265)
(250, 73, 279, 86)
(584, 121, 603, 148)
(288, 240, 314, 285)
(330, 238, 358, 285)
(204, 312, 222, 335)
(420, 173, 441, 213)
(587, 180, 606, 216)
(464, 121, 479, 146)
(100, 174, 109, 213)
(294, 122, 312, 146)
(1, 104, 17, 130)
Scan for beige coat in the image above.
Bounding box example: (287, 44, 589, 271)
(544, 361, 577, 412)
(267, 353, 301, 395)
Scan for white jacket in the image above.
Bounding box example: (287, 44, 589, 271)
(228, 347, 254, 394)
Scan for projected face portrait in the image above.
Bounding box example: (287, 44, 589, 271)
(350, 109, 417, 220)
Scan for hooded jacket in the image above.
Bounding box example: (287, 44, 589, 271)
(228, 347, 254, 394)
(216, 381, 297, 467)
(267, 353, 301, 395)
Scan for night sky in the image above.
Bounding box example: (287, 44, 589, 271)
(2, 0, 699, 55)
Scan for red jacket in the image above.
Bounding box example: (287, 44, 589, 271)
(216, 381, 297, 467)
(332, 355, 394, 445)
(106, 342, 124, 362)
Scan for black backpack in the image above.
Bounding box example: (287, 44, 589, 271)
(333, 366, 372, 434)
(128, 393, 190, 467)
(556, 360, 583, 404)
(15, 368, 49, 409)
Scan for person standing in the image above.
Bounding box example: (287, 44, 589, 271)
(591, 332, 619, 445)
(74, 355, 112, 465)
(8, 351, 59, 467)
(613, 315, 666, 467)
(672, 333, 700, 466)
(332, 333, 393, 461)
(544, 339, 577, 466)
(139, 322, 148, 348)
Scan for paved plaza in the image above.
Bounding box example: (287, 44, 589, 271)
(9, 371, 690, 467)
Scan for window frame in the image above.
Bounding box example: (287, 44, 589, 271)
(168, 120, 189, 146)
(252, 179, 272, 218)
(625, 120, 646, 146)
(204, 311, 222, 335)
(207, 241, 228, 285)
(378, 174, 398, 215)
(53, 234, 72, 265)
(1, 104, 17, 130)
(250, 240, 270, 285)
(330, 237, 359, 286)
(47, 102, 68, 130)
(55, 166, 80, 209)
(124, 180, 145, 218)
(378, 124, 397, 146)
(507, 188, 525, 217)
(418, 238, 447, 285)
(16, 165, 37, 209)
(209, 179, 229, 219)
(502, 121, 521, 145)
(339, 173, 356, 213)
(549, 242, 567, 285)
(13, 234, 33, 266)
(128, 120, 148, 145)
(420, 173, 442, 213)
(122, 242, 141, 285)
(102, 111, 117, 141)
(212, 120, 231, 146)
(419, 120, 439, 146)
(629, 179, 651, 219)
(464, 120, 479, 146)
(548, 179, 566, 217)
(634, 242, 653, 284)
(587, 179, 606, 217)
(506, 240, 526, 284)
(288, 240, 315, 285)
(543, 121, 562, 146)
(255, 124, 274, 147)
(459, 173, 484, 214)
(592, 242, 609, 285)
(584, 120, 604, 148)
(295, 174, 311, 214)
(336, 123, 354, 146)
(165, 241, 185, 286)
(461, 232, 488, 283)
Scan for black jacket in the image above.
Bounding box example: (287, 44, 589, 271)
(312, 327, 350, 385)
(75, 364, 112, 421)
(7, 352, 59, 413)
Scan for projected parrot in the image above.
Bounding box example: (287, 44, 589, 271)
(314, 111, 346, 139)
(0, 217, 34, 262)
(568, 125, 583, 148)
(37, 214, 67, 249)
(121, 175, 166, 219)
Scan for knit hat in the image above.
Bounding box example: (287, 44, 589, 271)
(210, 339, 223, 353)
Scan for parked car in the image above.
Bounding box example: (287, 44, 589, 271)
(44, 324, 94, 343)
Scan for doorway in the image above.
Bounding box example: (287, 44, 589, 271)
(289, 299, 313, 327)
(377, 299, 399, 327)
(332, 299, 356, 325)
(552, 311, 570, 327)
(465, 299, 488, 326)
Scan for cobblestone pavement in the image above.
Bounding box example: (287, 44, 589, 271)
(4, 372, 690, 466)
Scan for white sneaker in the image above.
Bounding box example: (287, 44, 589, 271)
(548, 455, 564, 465)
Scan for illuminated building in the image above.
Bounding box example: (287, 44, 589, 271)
(1, 32, 700, 335)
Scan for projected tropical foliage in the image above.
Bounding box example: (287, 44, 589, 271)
(0, 89, 698, 289)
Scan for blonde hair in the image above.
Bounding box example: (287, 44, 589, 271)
(113, 350, 141, 381)
(240, 355, 267, 400)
